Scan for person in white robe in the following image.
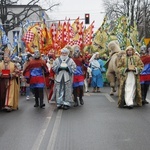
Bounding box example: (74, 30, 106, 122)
(52, 48, 76, 110)
(118, 46, 144, 109)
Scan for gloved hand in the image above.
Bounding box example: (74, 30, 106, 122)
(58, 67, 69, 72)
(58, 67, 63, 72)
(64, 67, 69, 72)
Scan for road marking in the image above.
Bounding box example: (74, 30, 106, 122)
(46, 109, 63, 150)
(84, 93, 91, 96)
(31, 107, 54, 150)
(85, 92, 116, 102)
(103, 93, 115, 102)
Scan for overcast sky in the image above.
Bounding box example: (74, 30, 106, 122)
(18, 0, 106, 32)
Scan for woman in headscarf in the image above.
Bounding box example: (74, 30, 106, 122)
(118, 46, 144, 109)
(89, 52, 105, 93)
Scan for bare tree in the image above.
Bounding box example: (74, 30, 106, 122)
(0, 0, 60, 35)
(102, 0, 150, 39)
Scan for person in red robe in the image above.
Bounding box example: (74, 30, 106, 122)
(72, 45, 86, 107)
(140, 45, 150, 105)
(23, 50, 49, 108)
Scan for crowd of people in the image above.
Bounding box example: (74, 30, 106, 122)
(0, 42, 149, 112)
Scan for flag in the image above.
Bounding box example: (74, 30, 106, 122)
(50, 23, 58, 50)
(22, 24, 39, 53)
(62, 21, 68, 47)
(115, 16, 128, 50)
(39, 23, 53, 54)
(0, 25, 9, 45)
(13, 32, 18, 47)
(92, 25, 108, 51)
(0, 27, 3, 48)
(22, 23, 52, 54)
(41, 12, 46, 24)
(2, 34, 9, 45)
(68, 17, 83, 47)
(67, 19, 73, 43)
(10, 47, 18, 59)
(83, 21, 94, 47)
(22, 30, 34, 43)
(55, 21, 63, 50)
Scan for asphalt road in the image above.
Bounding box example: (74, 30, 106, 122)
(0, 86, 150, 150)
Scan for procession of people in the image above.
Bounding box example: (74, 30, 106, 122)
(0, 42, 150, 112)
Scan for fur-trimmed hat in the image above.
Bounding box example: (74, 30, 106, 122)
(72, 45, 80, 53)
(61, 47, 70, 54)
(140, 45, 146, 54)
(125, 46, 135, 53)
(34, 50, 41, 59)
(65, 45, 73, 52)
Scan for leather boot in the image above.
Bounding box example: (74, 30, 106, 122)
(34, 98, 39, 107)
(74, 99, 79, 107)
(79, 98, 84, 105)
(40, 98, 45, 108)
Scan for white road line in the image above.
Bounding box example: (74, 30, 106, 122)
(85, 92, 116, 102)
(84, 93, 91, 96)
(31, 108, 54, 150)
(103, 93, 115, 102)
(46, 109, 63, 150)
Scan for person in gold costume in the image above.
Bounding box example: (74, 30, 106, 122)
(0, 49, 21, 112)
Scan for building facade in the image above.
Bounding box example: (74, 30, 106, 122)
(1, 4, 50, 51)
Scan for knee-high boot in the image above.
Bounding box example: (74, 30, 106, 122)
(34, 88, 39, 107)
(34, 97, 39, 107)
(79, 86, 84, 105)
(73, 87, 79, 107)
(39, 88, 45, 108)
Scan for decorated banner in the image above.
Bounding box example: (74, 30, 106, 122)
(93, 15, 144, 54)
(22, 23, 52, 54)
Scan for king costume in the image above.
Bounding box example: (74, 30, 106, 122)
(23, 50, 49, 108)
(0, 52, 20, 111)
(52, 48, 76, 110)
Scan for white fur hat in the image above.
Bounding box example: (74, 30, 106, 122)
(61, 48, 70, 54)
